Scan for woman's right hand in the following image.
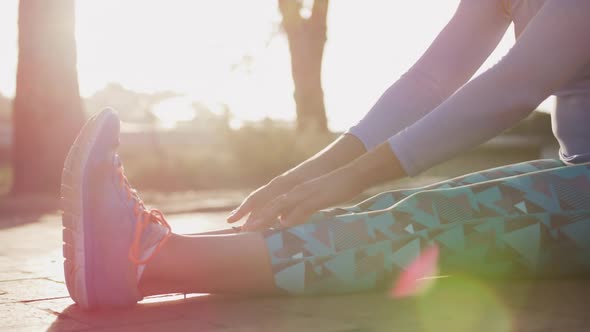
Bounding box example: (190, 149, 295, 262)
(226, 174, 301, 224)
(226, 134, 367, 226)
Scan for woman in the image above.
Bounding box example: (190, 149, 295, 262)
(62, 0, 590, 309)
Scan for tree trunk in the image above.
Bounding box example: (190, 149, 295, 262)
(279, 0, 329, 133)
(12, 0, 85, 195)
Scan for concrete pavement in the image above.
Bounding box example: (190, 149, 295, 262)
(1, 212, 590, 331)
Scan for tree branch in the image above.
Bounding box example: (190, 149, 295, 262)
(278, 0, 303, 34)
(311, 0, 329, 26)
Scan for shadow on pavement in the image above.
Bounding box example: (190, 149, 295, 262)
(0, 213, 49, 230)
(0, 194, 60, 230)
(46, 292, 421, 331)
(45, 279, 590, 332)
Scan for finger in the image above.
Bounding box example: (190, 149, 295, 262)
(281, 194, 321, 226)
(242, 217, 280, 232)
(242, 213, 274, 232)
(227, 196, 255, 223)
(244, 184, 311, 230)
(244, 195, 289, 231)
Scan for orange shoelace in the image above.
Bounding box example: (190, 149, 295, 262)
(118, 165, 172, 265)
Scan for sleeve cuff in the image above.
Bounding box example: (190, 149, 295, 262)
(387, 132, 420, 177)
(346, 125, 379, 152)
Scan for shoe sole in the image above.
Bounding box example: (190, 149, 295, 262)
(61, 109, 114, 309)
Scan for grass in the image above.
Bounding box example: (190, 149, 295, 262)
(120, 123, 337, 191)
(1, 120, 544, 195)
(0, 123, 337, 195)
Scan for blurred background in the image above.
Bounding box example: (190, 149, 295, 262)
(0, 0, 558, 208)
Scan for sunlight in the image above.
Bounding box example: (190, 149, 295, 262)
(0, 0, 550, 130)
(73, 0, 294, 126)
(151, 97, 196, 129)
(0, 0, 17, 96)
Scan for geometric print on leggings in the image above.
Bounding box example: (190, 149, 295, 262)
(264, 160, 590, 294)
(311, 159, 565, 220)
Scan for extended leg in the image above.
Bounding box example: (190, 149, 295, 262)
(142, 161, 590, 297)
(62, 109, 277, 309)
(62, 109, 588, 308)
(265, 162, 590, 294)
(139, 231, 276, 296)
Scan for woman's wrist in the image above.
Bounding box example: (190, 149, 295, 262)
(272, 133, 370, 190)
(272, 171, 306, 188)
(344, 142, 406, 190)
(290, 134, 368, 183)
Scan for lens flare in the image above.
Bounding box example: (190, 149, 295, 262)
(416, 276, 512, 332)
(389, 244, 511, 331)
(391, 244, 440, 298)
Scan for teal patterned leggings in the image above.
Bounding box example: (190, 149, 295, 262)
(263, 160, 590, 294)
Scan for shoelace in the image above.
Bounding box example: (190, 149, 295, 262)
(117, 164, 172, 265)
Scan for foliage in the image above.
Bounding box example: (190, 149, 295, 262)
(120, 121, 336, 191)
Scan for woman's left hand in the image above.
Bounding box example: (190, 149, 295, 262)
(241, 168, 363, 231)
(240, 142, 406, 231)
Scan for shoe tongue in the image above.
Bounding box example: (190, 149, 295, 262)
(135, 212, 170, 282)
(114, 155, 143, 204)
(113, 154, 122, 167)
(138, 214, 169, 255)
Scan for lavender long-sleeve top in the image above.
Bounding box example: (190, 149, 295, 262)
(347, 0, 590, 176)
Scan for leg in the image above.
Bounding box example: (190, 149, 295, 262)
(265, 162, 590, 294)
(139, 232, 276, 296)
(62, 109, 278, 309)
(142, 161, 590, 296)
(313, 159, 564, 220)
(190, 228, 241, 235)
(61, 110, 588, 308)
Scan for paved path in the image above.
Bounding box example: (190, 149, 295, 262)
(1, 212, 589, 331)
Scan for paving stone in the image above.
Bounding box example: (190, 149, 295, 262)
(0, 254, 65, 283)
(82, 319, 217, 332)
(28, 297, 76, 314)
(31, 294, 365, 331)
(0, 271, 40, 281)
(206, 316, 361, 332)
(32, 296, 195, 329)
(495, 281, 590, 332)
(0, 278, 68, 304)
(0, 302, 89, 331)
(0, 256, 42, 281)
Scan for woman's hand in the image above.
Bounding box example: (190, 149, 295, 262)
(226, 174, 301, 224)
(240, 142, 406, 231)
(227, 134, 367, 226)
(241, 168, 364, 231)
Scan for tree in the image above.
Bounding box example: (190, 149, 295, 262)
(12, 0, 85, 195)
(279, 0, 329, 133)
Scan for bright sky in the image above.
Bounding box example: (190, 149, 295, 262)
(0, 0, 553, 130)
